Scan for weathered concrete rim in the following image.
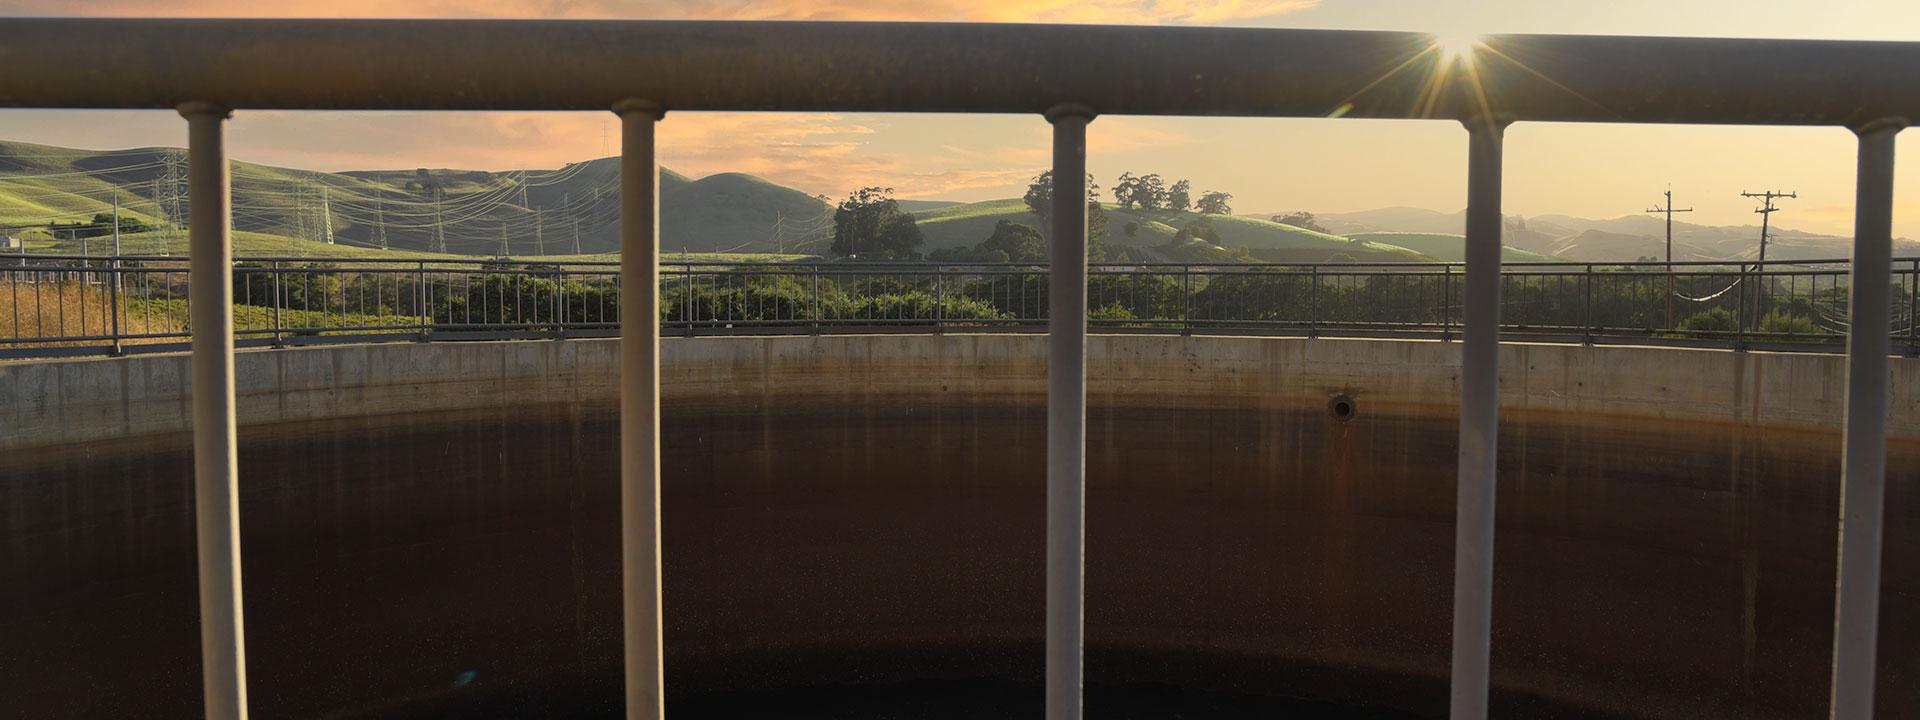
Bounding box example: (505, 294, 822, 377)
(4, 334, 1914, 453)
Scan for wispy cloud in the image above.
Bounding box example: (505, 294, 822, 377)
(1, 0, 1264, 199)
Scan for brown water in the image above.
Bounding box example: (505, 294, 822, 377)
(2, 396, 1916, 718)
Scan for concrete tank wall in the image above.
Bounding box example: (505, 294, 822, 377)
(6, 335, 1917, 450)
(3, 336, 1917, 719)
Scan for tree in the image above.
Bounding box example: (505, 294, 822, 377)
(1172, 217, 1221, 245)
(1023, 170, 1108, 261)
(1135, 174, 1167, 211)
(1270, 211, 1327, 234)
(1196, 190, 1233, 215)
(1112, 172, 1139, 209)
(830, 187, 923, 260)
(980, 220, 1046, 262)
(1167, 180, 1192, 213)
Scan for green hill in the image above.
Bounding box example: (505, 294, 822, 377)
(913, 199, 1433, 262)
(0, 140, 830, 258)
(1344, 232, 1557, 262)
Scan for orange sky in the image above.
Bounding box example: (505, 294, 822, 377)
(1, 0, 1916, 237)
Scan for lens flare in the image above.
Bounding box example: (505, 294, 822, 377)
(1433, 31, 1483, 63)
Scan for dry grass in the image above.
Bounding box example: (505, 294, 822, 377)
(0, 278, 170, 351)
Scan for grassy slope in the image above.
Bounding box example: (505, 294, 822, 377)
(1344, 232, 1558, 262)
(914, 199, 1433, 262)
(25, 229, 810, 265)
(0, 140, 829, 257)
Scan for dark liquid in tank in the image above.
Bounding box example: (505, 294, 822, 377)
(3, 397, 1915, 718)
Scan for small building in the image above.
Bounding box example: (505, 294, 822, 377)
(0, 235, 22, 250)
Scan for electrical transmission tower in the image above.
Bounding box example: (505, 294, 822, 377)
(161, 150, 185, 233)
(320, 185, 335, 245)
(1646, 188, 1693, 328)
(565, 192, 581, 254)
(292, 182, 310, 245)
(432, 188, 447, 253)
(375, 196, 389, 250)
(499, 220, 510, 257)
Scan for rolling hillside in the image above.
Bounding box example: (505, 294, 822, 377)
(912, 200, 1433, 262)
(1343, 232, 1558, 263)
(0, 140, 831, 258)
(1320, 205, 1919, 263)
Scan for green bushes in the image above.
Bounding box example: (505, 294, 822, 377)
(1757, 309, 1819, 338)
(1676, 307, 1738, 336)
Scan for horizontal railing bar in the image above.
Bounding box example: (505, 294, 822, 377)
(0, 20, 1916, 126)
(3, 253, 1905, 269)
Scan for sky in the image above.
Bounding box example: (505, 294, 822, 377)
(0, 0, 1916, 238)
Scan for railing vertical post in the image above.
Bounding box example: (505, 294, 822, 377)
(934, 264, 945, 333)
(684, 262, 695, 338)
(553, 267, 565, 338)
(810, 264, 821, 335)
(107, 256, 123, 355)
(181, 101, 248, 720)
(1735, 263, 1748, 351)
(1583, 264, 1594, 345)
(1308, 265, 1320, 338)
(1908, 258, 1917, 356)
(1451, 114, 1509, 720)
(1443, 263, 1454, 341)
(415, 260, 428, 341)
(270, 260, 283, 347)
(613, 98, 666, 720)
(1829, 117, 1904, 720)
(1182, 264, 1193, 335)
(1044, 103, 1093, 720)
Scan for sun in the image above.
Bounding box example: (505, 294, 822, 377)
(1432, 31, 1484, 64)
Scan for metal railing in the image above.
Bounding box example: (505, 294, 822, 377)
(3, 19, 1914, 720)
(5, 253, 1917, 358)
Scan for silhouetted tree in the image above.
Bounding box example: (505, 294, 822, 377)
(980, 220, 1046, 262)
(1023, 170, 1107, 261)
(830, 187, 923, 260)
(1167, 179, 1192, 213)
(1271, 211, 1327, 233)
(1196, 191, 1234, 215)
(1172, 217, 1222, 245)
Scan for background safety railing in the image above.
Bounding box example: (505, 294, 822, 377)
(4, 252, 1916, 359)
(4, 19, 1915, 720)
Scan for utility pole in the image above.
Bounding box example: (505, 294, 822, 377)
(1742, 189, 1797, 329)
(499, 220, 510, 257)
(1646, 188, 1693, 329)
(1742, 189, 1796, 265)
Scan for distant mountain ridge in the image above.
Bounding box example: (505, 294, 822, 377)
(1313, 207, 1916, 262)
(0, 139, 832, 256)
(6, 139, 1905, 263)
